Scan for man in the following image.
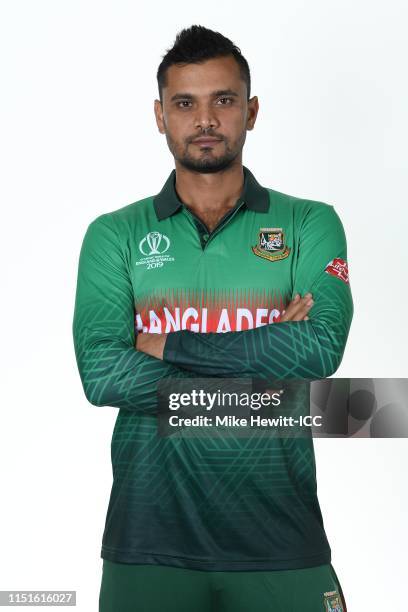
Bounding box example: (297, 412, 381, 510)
(73, 25, 353, 612)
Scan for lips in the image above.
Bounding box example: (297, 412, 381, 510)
(192, 138, 222, 145)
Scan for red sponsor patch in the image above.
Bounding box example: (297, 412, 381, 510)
(324, 258, 349, 284)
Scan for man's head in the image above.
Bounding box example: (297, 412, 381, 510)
(154, 25, 258, 174)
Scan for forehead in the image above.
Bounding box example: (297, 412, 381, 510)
(163, 55, 245, 99)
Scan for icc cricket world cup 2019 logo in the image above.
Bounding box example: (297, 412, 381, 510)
(136, 231, 174, 269)
(139, 231, 170, 256)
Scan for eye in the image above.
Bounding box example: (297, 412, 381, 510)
(177, 100, 192, 108)
(217, 97, 233, 105)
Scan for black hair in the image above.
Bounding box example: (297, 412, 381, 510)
(157, 25, 251, 102)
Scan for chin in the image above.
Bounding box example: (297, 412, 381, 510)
(179, 156, 236, 174)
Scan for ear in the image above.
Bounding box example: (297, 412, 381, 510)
(154, 99, 165, 134)
(246, 96, 259, 131)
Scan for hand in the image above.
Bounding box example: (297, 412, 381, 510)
(136, 332, 167, 360)
(278, 292, 314, 322)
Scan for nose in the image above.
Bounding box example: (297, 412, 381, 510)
(194, 102, 220, 131)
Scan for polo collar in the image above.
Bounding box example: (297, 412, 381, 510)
(153, 165, 270, 221)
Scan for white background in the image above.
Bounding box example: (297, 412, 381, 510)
(1, 1, 407, 610)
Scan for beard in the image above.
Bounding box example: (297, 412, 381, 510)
(164, 129, 246, 174)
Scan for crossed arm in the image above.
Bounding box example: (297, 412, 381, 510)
(72, 204, 353, 414)
(136, 292, 314, 361)
(136, 205, 353, 381)
(136, 286, 350, 381)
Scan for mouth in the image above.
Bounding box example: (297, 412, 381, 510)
(191, 138, 222, 147)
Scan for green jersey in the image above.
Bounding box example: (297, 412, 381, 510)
(72, 165, 353, 570)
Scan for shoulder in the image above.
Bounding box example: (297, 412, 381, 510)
(86, 194, 156, 234)
(267, 186, 335, 217)
(266, 187, 345, 231)
(105, 195, 155, 225)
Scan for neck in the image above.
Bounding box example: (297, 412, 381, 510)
(174, 159, 244, 213)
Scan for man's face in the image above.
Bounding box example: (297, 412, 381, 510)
(154, 55, 258, 173)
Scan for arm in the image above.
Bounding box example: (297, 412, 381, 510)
(72, 214, 195, 413)
(162, 204, 354, 380)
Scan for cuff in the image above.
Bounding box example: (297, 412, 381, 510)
(163, 331, 183, 364)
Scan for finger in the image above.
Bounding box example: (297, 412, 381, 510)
(281, 300, 314, 321)
(281, 297, 314, 321)
(288, 294, 313, 312)
(292, 293, 300, 304)
(290, 299, 314, 321)
(289, 310, 312, 321)
(278, 293, 313, 322)
(291, 292, 312, 302)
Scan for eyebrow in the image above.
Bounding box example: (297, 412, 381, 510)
(170, 89, 239, 102)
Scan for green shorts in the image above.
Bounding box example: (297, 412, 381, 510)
(99, 560, 347, 611)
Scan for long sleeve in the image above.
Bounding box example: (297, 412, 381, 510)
(163, 203, 353, 380)
(72, 213, 195, 412)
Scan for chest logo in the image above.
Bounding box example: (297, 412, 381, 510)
(252, 227, 290, 262)
(139, 231, 170, 256)
(136, 231, 174, 270)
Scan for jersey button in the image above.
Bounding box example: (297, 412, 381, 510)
(202, 233, 209, 242)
